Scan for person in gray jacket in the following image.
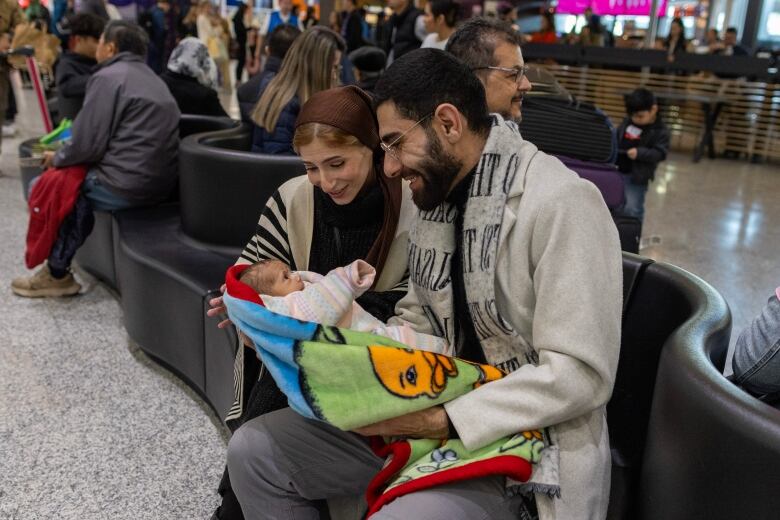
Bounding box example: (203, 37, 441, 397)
(226, 50, 622, 520)
(12, 20, 180, 298)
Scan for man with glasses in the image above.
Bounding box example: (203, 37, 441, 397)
(446, 17, 532, 121)
(226, 49, 622, 520)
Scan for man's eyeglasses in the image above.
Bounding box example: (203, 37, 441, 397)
(471, 65, 530, 85)
(380, 114, 432, 162)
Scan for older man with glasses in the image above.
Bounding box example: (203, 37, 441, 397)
(446, 17, 532, 121)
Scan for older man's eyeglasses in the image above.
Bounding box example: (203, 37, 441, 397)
(471, 65, 530, 85)
(380, 114, 432, 162)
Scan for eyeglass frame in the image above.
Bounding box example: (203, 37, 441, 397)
(379, 113, 432, 162)
(471, 65, 530, 85)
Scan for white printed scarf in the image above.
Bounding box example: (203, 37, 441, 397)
(408, 115, 560, 497)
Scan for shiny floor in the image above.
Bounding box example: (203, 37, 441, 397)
(0, 78, 778, 518)
(641, 152, 780, 370)
(1, 81, 228, 519)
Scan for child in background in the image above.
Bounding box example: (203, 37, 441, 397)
(616, 88, 670, 222)
(239, 259, 451, 354)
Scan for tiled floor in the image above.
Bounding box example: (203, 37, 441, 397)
(1, 78, 228, 519)
(0, 75, 778, 518)
(641, 151, 780, 371)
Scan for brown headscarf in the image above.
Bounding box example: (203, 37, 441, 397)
(295, 86, 403, 287)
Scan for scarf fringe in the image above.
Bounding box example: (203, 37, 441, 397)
(508, 482, 562, 500)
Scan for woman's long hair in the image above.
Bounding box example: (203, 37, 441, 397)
(251, 27, 345, 133)
(665, 17, 687, 54)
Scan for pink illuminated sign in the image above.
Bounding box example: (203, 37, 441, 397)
(556, 0, 668, 16)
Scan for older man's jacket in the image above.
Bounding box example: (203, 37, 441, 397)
(54, 52, 180, 205)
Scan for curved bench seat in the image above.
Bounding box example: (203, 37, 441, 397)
(178, 126, 305, 249)
(638, 264, 779, 519)
(114, 204, 236, 415)
(179, 114, 240, 139)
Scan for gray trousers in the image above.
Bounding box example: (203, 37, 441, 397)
(226, 407, 533, 520)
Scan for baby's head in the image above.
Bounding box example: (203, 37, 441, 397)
(240, 259, 304, 296)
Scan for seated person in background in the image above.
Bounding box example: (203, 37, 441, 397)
(54, 13, 105, 120)
(616, 88, 670, 222)
(722, 26, 749, 56)
(241, 259, 450, 353)
(12, 21, 180, 298)
(160, 36, 228, 117)
(446, 17, 532, 121)
(348, 45, 385, 92)
(250, 26, 344, 154)
(237, 23, 300, 123)
(732, 287, 780, 400)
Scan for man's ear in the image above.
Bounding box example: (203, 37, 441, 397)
(433, 103, 463, 144)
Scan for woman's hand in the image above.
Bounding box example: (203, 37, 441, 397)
(206, 284, 233, 328)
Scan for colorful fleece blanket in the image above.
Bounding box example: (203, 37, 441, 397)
(223, 264, 546, 516)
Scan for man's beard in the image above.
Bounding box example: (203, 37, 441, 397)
(400, 133, 463, 211)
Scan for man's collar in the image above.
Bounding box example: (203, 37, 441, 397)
(97, 51, 144, 70)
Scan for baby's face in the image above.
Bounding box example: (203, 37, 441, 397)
(266, 262, 304, 296)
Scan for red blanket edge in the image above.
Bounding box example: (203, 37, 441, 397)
(365, 443, 532, 517)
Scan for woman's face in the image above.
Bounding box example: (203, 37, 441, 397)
(300, 139, 374, 205)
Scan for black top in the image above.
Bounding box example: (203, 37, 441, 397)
(160, 70, 228, 118)
(447, 169, 487, 364)
(343, 10, 365, 53)
(54, 51, 97, 120)
(308, 178, 402, 322)
(233, 10, 247, 44)
(308, 179, 384, 274)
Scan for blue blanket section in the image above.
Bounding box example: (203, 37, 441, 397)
(223, 292, 319, 420)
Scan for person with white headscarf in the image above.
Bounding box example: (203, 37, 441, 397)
(160, 36, 229, 117)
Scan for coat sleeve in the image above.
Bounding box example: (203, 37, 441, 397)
(53, 74, 119, 168)
(387, 281, 435, 335)
(444, 179, 623, 451)
(636, 126, 670, 164)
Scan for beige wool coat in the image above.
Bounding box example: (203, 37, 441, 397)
(393, 140, 623, 520)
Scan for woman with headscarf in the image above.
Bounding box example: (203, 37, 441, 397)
(208, 85, 413, 519)
(160, 36, 229, 116)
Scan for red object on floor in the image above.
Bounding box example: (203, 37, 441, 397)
(25, 165, 88, 269)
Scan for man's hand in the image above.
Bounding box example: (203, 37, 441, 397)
(627, 147, 638, 160)
(206, 284, 233, 328)
(353, 406, 450, 439)
(41, 151, 56, 169)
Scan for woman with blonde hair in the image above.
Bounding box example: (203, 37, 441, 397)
(250, 26, 345, 154)
(208, 85, 414, 519)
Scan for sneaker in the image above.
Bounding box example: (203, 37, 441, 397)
(2, 123, 16, 137)
(11, 265, 81, 298)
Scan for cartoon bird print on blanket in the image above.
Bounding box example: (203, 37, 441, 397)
(368, 346, 459, 399)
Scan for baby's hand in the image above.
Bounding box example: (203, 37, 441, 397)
(352, 260, 376, 288)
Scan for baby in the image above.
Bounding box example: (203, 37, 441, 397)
(239, 259, 451, 355)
